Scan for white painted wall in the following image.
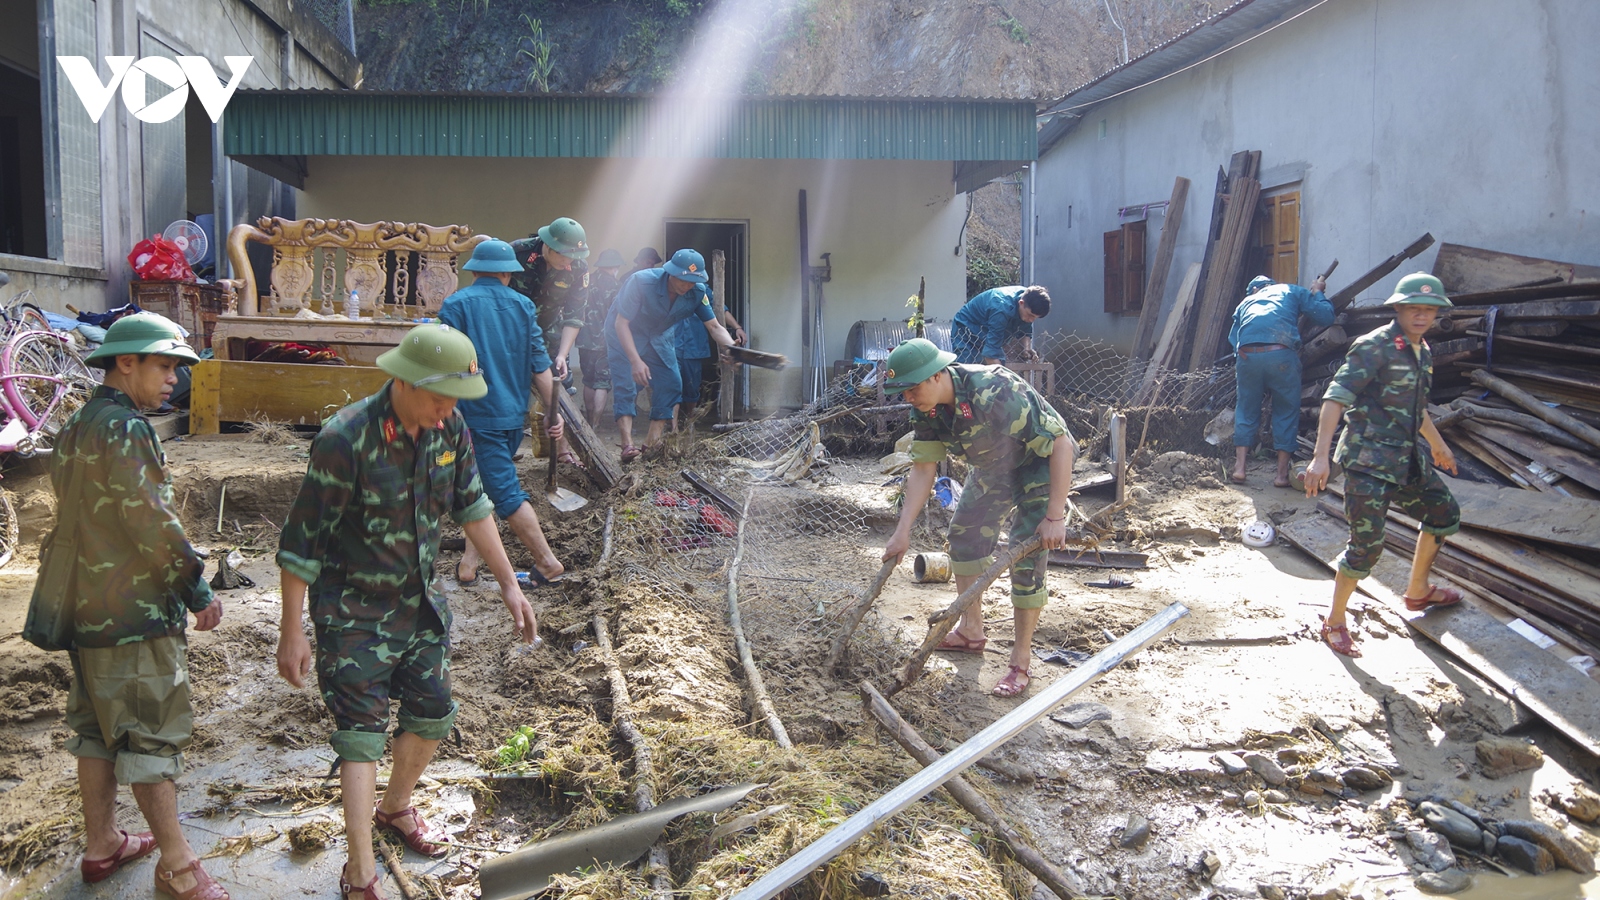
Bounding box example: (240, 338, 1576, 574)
(1032, 0, 1600, 352)
(299, 156, 968, 411)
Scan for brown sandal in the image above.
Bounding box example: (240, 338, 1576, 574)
(1403, 584, 1463, 612)
(82, 829, 155, 883)
(992, 665, 1031, 697)
(373, 805, 449, 858)
(1321, 620, 1361, 658)
(936, 631, 988, 654)
(154, 859, 230, 900)
(341, 865, 388, 900)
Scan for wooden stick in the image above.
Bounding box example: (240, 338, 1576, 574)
(891, 535, 1046, 696)
(827, 558, 899, 673)
(862, 681, 1084, 899)
(1468, 368, 1600, 452)
(1110, 412, 1127, 505)
(377, 840, 422, 900)
(592, 613, 673, 899)
(727, 492, 792, 748)
(598, 507, 616, 569)
(216, 481, 227, 534)
(1446, 400, 1592, 452)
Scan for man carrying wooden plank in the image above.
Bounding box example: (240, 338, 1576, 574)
(1228, 273, 1334, 485)
(1304, 273, 1462, 657)
(951, 285, 1050, 364)
(275, 324, 538, 900)
(880, 338, 1077, 697)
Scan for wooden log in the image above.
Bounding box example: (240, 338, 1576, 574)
(1299, 325, 1349, 367)
(557, 391, 623, 491)
(727, 494, 792, 748)
(828, 558, 899, 673)
(892, 536, 1044, 696)
(861, 681, 1084, 900)
(1131, 177, 1190, 360)
(1326, 233, 1436, 312)
(713, 249, 736, 423)
(1464, 330, 1600, 364)
(1177, 165, 1232, 370)
(1447, 431, 1528, 488)
(1445, 400, 1592, 452)
(592, 613, 673, 898)
(1111, 412, 1127, 504)
(1458, 363, 1600, 401)
(1467, 368, 1600, 452)
(1462, 420, 1600, 493)
(1456, 423, 1559, 493)
(378, 840, 423, 900)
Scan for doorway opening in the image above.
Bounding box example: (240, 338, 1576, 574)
(663, 220, 748, 416)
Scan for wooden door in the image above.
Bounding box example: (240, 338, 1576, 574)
(1256, 190, 1300, 285)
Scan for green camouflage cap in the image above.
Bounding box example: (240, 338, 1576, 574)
(537, 217, 590, 260)
(1385, 272, 1453, 308)
(376, 323, 488, 399)
(84, 312, 200, 368)
(882, 338, 956, 393)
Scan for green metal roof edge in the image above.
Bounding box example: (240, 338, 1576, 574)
(223, 92, 1037, 162)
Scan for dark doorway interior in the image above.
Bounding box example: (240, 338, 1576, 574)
(0, 0, 46, 259)
(663, 220, 748, 417)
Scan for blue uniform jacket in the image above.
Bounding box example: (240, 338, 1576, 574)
(1229, 282, 1335, 351)
(437, 277, 552, 431)
(606, 268, 716, 362)
(954, 287, 1032, 361)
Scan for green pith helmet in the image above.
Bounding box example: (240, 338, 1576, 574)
(84, 313, 200, 369)
(376, 323, 488, 399)
(537, 217, 590, 260)
(596, 248, 624, 269)
(462, 239, 523, 273)
(1385, 272, 1453, 308)
(882, 338, 957, 394)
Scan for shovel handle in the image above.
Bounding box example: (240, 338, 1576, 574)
(545, 410, 558, 493)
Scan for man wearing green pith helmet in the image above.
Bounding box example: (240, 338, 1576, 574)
(880, 338, 1078, 698)
(1303, 273, 1462, 659)
(276, 323, 536, 900)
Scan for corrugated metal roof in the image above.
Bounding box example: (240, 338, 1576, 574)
(223, 91, 1038, 162)
(1036, 0, 1325, 153)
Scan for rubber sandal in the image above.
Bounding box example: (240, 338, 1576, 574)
(82, 829, 155, 883)
(373, 805, 449, 858)
(992, 665, 1031, 698)
(1320, 619, 1362, 658)
(936, 631, 987, 654)
(454, 563, 480, 587)
(516, 568, 565, 588)
(557, 450, 587, 470)
(154, 859, 230, 900)
(620, 445, 641, 463)
(341, 865, 388, 900)
(1403, 585, 1463, 612)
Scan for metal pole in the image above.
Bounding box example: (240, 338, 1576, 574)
(731, 602, 1190, 900)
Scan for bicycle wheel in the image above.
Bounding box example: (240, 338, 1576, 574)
(19, 303, 52, 335)
(2, 330, 96, 435)
(0, 487, 16, 569)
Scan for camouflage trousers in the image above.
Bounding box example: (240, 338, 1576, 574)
(315, 607, 457, 763)
(948, 454, 1052, 609)
(1338, 467, 1460, 580)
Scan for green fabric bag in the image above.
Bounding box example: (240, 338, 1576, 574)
(23, 399, 119, 652)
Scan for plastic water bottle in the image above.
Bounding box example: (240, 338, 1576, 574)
(345, 289, 361, 319)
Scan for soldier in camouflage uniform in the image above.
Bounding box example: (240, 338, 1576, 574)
(881, 338, 1077, 698)
(510, 218, 589, 466)
(554, 247, 623, 428)
(276, 324, 537, 900)
(1304, 273, 1462, 658)
(62, 314, 229, 898)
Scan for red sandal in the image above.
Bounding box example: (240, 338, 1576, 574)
(154, 859, 229, 900)
(1320, 619, 1362, 658)
(620, 445, 641, 463)
(1403, 584, 1463, 612)
(341, 864, 389, 900)
(373, 805, 449, 858)
(992, 665, 1031, 697)
(936, 631, 988, 654)
(82, 829, 155, 883)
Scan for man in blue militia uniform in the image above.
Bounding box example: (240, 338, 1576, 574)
(1228, 273, 1334, 486)
(952, 285, 1050, 364)
(1303, 273, 1462, 658)
(276, 324, 537, 900)
(881, 339, 1077, 698)
(437, 239, 567, 586)
(673, 293, 745, 430)
(605, 248, 739, 459)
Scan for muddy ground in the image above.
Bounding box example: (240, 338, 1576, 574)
(1, 431, 1599, 899)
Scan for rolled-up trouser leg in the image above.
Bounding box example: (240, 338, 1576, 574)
(947, 459, 1051, 609)
(1006, 454, 1053, 609)
(606, 334, 639, 420)
(1391, 465, 1461, 540)
(66, 636, 192, 784)
(317, 614, 456, 763)
(1337, 469, 1398, 579)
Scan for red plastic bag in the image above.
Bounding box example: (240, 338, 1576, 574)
(128, 236, 196, 282)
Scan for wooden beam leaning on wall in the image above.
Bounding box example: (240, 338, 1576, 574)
(1186, 151, 1261, 373)
(1130, 177, 1191, 361)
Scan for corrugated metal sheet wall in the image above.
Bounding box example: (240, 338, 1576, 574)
(224, 93, 1037, 162)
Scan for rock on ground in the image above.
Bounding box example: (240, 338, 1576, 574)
(1550, 783, 1600, 824)
(1052, 701, 1112, 729)
(1418, 801, 1483, 848)
(1119, 812, 1150, 849)
(1499, 819, 1597, 874)
(1415, 868, 1472, 895)
(1495, 835, 1555, 874)
(1475, 737, 1543, 778)
(1406, 830, 1457, 872)
(1340, 765, 1389, 792)
(1214, 751, 1248, 776)
(1244, 752, 1288, 786)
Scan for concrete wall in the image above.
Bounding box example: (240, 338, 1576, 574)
(1, 0, 352, 314)
(1032, 0, 1600, 351)
(299, 156, 968, 411)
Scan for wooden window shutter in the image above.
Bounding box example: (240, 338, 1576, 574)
(1103, 229, 1124, 314)
(1121, 220, 1146, 313)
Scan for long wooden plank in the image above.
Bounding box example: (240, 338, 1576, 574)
(1435, 476, 1600, 552)
(1465, 420, 1600, 493)
(187, 359, 390, 435)
(1131, 176, 1190, 360)
(1149, 262, 1202, 375)
(556, 391, 622, 491)
(1187, 175, 1261, 371)
(1279, 513, 1600, 758)
(1432, 242, 1600, 293)
(1463, 331, 1600, 364)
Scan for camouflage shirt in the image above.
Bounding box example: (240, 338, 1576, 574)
(1324, 321, 1434, 483)
(908, 364, 1070, 470)
(51, 386, 213, 648)
(509, 237, 587, 338)
(577, 268, 620, 353)
(277, 383, 494, 634)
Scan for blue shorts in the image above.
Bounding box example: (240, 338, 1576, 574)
(679, 357, 706, 404)
(608, 332, 681, 422)
(468, 425, 529, 518)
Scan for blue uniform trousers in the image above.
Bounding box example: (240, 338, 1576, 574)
(1233, 347, 1302, 452)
